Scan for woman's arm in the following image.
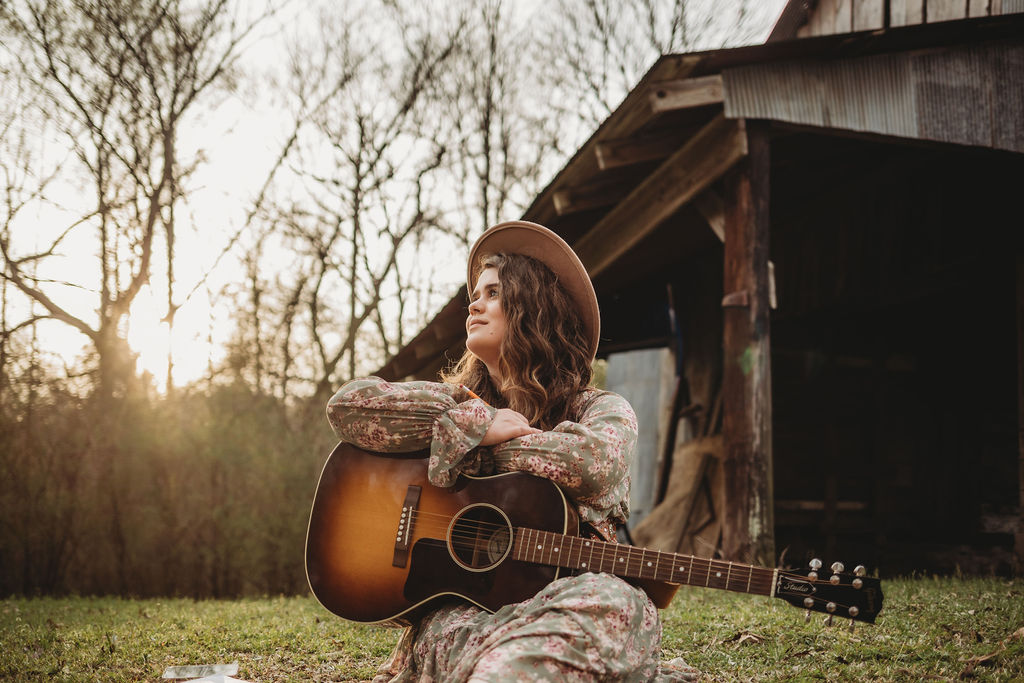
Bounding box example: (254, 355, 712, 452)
(326, 377, 497, 482)
(480, 408, 542, 445)
(489, 390, 637, 526)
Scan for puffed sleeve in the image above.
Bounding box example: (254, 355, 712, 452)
(326, 377, 497, 486)
(489, 389, 636, 528)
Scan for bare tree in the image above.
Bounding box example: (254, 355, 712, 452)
(0, 0, 278, 400)
(229, 0, 472, 400)
(0, 58, 54, 402)
(537, 0, 760, 133)
(218, 0, 587, 403)
(440, 0, 564, 233)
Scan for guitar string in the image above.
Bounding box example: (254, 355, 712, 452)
(402, 513, 827, 586)
(432, 516, 845, 589)
(393, 517, 778, 591)
(404, 540, 865, 617)
(402, 536, 861, 613)
(404, 512, 754, 575)
(404, 510, 834, 584)
(399, 512, 803, 580)
(387, 512, 866, 610)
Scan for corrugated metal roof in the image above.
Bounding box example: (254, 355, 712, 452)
(723, 41, 1024, 153)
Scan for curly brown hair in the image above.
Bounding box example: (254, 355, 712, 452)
(442, 252, 593, 430)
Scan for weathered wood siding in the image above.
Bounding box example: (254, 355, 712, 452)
(797, 0, 1023, 36)
(723, 42, 1024, 154)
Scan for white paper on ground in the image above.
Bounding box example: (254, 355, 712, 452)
(161, 662, 240, 679)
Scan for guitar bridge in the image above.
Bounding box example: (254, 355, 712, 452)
(393, 485, 421, 568)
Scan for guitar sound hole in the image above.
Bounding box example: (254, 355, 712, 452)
(448, 504, 513, 572)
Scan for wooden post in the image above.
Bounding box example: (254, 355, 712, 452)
(1017, 251, 1024, 565)
(720, 120, 775, 566)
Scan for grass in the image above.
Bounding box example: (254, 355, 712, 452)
(1, 577, 1022, 681)
(661, 576, 1024, 681)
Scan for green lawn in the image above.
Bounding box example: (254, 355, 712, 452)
(2, 577, 1022, 681)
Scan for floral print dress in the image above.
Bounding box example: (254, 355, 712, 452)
(326, 377, 692, 682)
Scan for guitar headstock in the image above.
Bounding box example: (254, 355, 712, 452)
(774, 559, 884, 628)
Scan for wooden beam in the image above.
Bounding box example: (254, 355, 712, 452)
(572, 114, 748, 279)
(602, 56, 703, 139)
(521, 56, 703, 227)
(693, 188, 726, 242)
(595, 128, 698, 171)
(695, 188, 777, 310)
(649, 75, 723, 115)
(552, 178, 633, 216)
(720, 120, 775, 566)
(375, 296, 466, 380)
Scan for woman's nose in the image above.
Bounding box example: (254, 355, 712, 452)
(468, 297, 481, 314)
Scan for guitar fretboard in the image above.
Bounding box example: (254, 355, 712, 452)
(512, 527, 776, 596)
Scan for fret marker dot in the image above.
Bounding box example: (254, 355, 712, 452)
(537, 545, 543, 550)
(581, 563, 587, 568)
(585, 542, 590, 546)
(716, 571, 722, 578)
(554, 548, 559, 552)
(619, 557, 624, 562)
(647, 561, 653, 567)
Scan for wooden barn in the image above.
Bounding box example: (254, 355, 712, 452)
(376, 1, 1024, 575)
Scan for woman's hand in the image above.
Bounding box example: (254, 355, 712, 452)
(480, 408, 542, 446)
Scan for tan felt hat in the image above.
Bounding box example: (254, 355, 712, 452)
(467, 220, 600, 361)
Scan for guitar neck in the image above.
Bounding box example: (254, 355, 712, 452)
(513, 527, 776, 597)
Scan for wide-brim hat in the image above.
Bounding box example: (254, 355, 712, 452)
(467, 220, 600, 361)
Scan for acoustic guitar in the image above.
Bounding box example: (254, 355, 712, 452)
(305, 443, 884, 627)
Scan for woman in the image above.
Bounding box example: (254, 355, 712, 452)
(326, 221, 696, 682)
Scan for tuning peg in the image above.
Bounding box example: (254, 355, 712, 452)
(808, 558, 822, 581)
(854, 565, 866, 577)
(829, 561, 844, 585)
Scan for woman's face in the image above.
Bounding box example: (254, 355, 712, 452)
(466, 266, 507, 378)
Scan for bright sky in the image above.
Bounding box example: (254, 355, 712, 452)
(11, 0, 788, 393)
